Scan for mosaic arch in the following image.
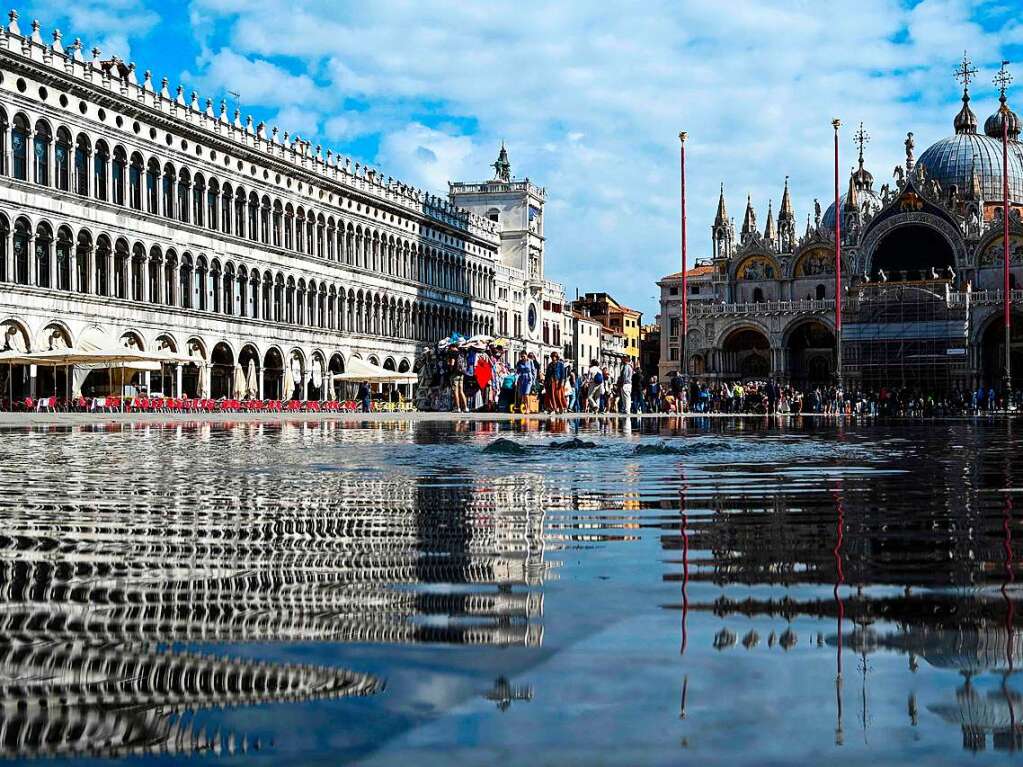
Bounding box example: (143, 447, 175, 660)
(793, 247, 835, 277)
(736, 255, 778, 280)
(979, 235, 1023, 267)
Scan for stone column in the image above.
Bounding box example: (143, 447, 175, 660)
(47, 241, 57, 289)
(68, 245, 77, 293)
(176, 365, 183, 397)
(105, 247, 114, 297)
(26, 234, 35, 286)
(302, 371, 309, 401)
(140, 256, 149, 303)
(3, 227, 12, 282)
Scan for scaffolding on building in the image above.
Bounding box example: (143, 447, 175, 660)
(842, 280, 970, 393)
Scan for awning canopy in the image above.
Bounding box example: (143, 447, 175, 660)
(0, 347, 194, 369)
(333, 356, 417, 384)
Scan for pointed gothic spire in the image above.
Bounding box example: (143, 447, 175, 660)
(763, 200, 776, 242)
(805, 213, 813, 237)
(844, 167, 859, 210)
(779, 177, 794, 222)
(714, 183, 728, 227)
(741, 195, 757, 239)
(492, 142, 511, 182)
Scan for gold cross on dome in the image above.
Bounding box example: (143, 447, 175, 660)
(994, 60, 1013, 98)
(853, 122, 869, 161)
(954, 51, 978, 91)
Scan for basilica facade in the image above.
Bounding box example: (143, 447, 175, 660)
(0, 12, 564, 400)
(659, 63, 1023, 393)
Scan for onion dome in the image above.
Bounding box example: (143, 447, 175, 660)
(984, 98, 1021, 141)
(954, 89, 979, 135)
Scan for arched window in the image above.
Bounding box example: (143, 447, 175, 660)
(272, 201, 283, 247)
(284, 204, 294, 250)
(274, 275, 284, 321)
(195, 256, 208, 310)
(752, 287, 765, 303)
(11, 114, 28, 181)
(223, 264, 235, 315)
(234, 187, 246, 238)
(192, 173, 205, 227)
(95, 235, 111, 296)
(13, 218, 29, 284)
(54, 127, 71, 191)
(131, 243, 145, 301)
(74, 133, 90, 196)
(94, 140, 109, 201)
(148, 247, 162, 304)
(316, 215, 325, 259)
(247, 192, 258, 242)
(221, 183, 232, 235)
(56, 227, 72, 291)
(76, 231, 92, 294)
(815, 284, 826, 300)
(34, 222, 52, 288)
(180, 253, 193, 309)
(295, 208, 305, 253)
(145, 158, 159, 213)
(127, 151, 142, 209)
(210, 261, 222, 313)
(33, 120, 52, 186)
(177, 167, 190, 223)
(162, 163, 175, 218)
(207, 179, 219, 231)
(260, 196, 271, 244)
(114, 239, 129, 299)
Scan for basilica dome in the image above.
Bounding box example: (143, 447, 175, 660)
(821, 186, 882, 231)
(917, 90, 1023, 202)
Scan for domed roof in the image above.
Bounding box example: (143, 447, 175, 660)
(984, 98, 1021, 141)
(821, 186, 882, 231)
(917, 131, 1023, 202)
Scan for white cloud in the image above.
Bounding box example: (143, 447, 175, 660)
(181, 0, 1023, 316)
(377, 123, 476, 191)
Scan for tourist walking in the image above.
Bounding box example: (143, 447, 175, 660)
(357, 381, 371, 413)
(618, 359, 634, 414)
(586, 360, 603, 412)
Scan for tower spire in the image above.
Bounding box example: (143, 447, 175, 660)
(714, 183, 728, 227)
(779, 176, 794, 220)
(741, 195, 757, 241)
(764, 199, 776, 242)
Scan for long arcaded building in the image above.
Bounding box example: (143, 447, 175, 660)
(0, 11, 566, 400)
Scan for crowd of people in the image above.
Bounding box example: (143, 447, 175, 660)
(416, 335, 1022, 416)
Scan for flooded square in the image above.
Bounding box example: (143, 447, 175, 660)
(0, 416, 1020, 765)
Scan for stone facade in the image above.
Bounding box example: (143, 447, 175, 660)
(0, 12, 566, 399)
(658, 67, 1023, 392)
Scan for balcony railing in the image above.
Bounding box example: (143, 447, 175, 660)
(689, 298, 836, 316)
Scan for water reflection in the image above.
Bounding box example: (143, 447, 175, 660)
(0, 417, 1020, 763)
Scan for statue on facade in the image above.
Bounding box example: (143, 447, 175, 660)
(893, 165, 905, 187)
(813, 199, 821, 228)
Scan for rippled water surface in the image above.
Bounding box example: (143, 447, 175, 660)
(1, 416, 1022, 765)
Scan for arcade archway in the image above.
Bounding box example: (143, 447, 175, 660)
(870, 224, 955, 282)
(721, 327, 771, 380)
(210, 342, 234, 399)
(786, 320, 836, 386)
(263, 348, 284, 400)
(980, 312, 1023, 389)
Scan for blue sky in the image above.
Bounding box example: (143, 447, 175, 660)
(15, 0, 1023, 318)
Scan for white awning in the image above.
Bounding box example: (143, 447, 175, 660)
(333, 356, 417, 384)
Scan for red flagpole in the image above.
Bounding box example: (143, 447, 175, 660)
(680, 131, 688, 378)
(1004, 104, 1013, 396)
(833, 119, 843, 389)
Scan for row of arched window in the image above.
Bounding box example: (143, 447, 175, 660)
(0, 213, 495, 341)
(0, 106, 497, 299)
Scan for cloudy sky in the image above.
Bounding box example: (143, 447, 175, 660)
(18, 0, 1023, 317)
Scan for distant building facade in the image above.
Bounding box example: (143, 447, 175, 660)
(657, 64, 1023, 392)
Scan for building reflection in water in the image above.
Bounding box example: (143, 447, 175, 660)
(653, 419, 1023, 753)
(0, 420, 554, 759)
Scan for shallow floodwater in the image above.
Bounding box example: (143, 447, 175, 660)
(0, 417, 1021, 765)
